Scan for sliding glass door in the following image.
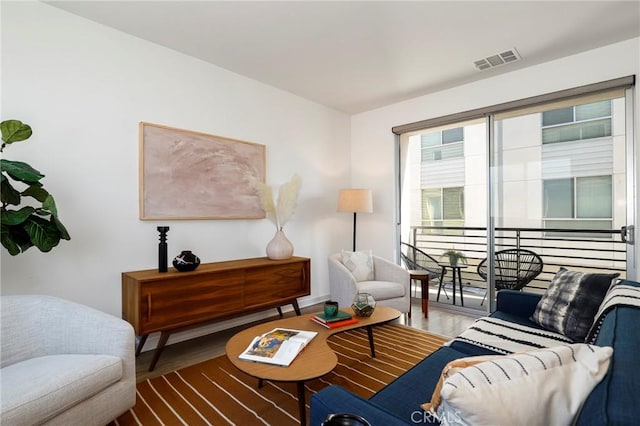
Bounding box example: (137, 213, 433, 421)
(487, 91, 632, 309)
(396, 78, 635, 313)
(399, 119, 489, 312)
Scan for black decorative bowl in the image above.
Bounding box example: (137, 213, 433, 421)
(172, 250, 200, 272)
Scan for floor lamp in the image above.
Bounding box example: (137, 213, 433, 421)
(337, 189, 373, 251)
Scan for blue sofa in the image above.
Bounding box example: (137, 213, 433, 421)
(310, 281, 640, 425)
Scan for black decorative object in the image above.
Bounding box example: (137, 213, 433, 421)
(172, 250, 201, 272)
(157, 226, 169, 273)
(322, 413, 371, 426)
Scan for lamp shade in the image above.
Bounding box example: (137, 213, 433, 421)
(337, 189, 373, 213)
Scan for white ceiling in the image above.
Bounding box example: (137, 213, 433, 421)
(48, 1, 640, 114)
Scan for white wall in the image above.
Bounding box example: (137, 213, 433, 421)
(3, 1, 639, 347)
(0, 1, 353, 341)
(351, 37, 640, 277)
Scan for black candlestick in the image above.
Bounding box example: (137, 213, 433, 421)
(157, 226, 169, 273)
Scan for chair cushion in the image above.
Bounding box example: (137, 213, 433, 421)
(358, 280, 405, 301)
(341, 250, 374, 281)
(1, 354, 123, 425)
(530, 267, 619, 341)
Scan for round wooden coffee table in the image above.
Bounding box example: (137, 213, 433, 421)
(225, 306, 400, 426)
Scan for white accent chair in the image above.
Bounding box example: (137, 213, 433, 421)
(0, 295, 136, 425)
(328, 253, 411, 315)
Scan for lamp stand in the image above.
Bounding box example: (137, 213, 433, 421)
(352, 212, 357, 251)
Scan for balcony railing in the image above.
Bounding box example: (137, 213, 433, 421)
(408, 225, 627, 296)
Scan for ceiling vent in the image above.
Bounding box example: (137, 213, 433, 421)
(473, 48, 521, 71)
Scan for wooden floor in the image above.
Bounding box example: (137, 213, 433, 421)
(134, 297, 480, 382)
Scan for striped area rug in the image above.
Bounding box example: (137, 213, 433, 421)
(112, 324, 448, 426)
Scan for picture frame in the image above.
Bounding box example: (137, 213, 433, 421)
(139, 122, 266, 220)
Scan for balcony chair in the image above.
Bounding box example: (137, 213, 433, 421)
(477, 248, 544, 305)
(400, 242, 448, 299)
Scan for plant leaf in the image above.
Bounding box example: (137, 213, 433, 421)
(1, 236, 21, 255)
(53, 216, 71, 240)
(1, 206, 36, 225)
(1, 120, 32, 144)
(1, 224, 33, 255)
(22, 183, 49, 202)
(1, 175, 21, 205)
(42, 194, 58, 216)
(24, 216, 61, 252)
(1, 159, 44, 183)
(1, 225, 21, 255)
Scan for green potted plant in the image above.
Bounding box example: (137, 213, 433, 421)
(441, 249, 467, 266)
(1, 119, 70, 255)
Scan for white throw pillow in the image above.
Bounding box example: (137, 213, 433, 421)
(341, 250, 374, 282)
(434, 343, 613, 426)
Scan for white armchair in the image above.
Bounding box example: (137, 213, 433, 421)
(328, 253, 410, 315)
(0, 295, 136, 425)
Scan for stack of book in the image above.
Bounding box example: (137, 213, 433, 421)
(311, 310, 358, 329)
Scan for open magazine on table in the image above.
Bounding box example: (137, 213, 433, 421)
(238, 328, 318, 367)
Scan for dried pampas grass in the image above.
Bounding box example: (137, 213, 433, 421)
(255, 174, 301, 230)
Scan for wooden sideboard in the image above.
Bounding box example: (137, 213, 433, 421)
(122, 256, 311, 370)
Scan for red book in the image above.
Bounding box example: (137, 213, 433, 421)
(311, 316, 359, 329)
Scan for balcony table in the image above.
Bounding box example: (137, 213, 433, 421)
(437, 262, 468, 306)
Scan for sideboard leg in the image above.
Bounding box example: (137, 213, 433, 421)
(135, 334, 148, 357)
(292, 300, 301, 316)
(148, 331, 170, 371)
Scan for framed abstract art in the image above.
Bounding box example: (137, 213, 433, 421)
(139, 122, 266, 220)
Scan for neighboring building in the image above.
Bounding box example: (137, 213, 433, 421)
(403, 98, 626, 239)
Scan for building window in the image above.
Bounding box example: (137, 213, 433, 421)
(543, 175, 612, 236)
(421, 127, 464, 162)
(541, 100, 612, 144)
(421, 187, 464, 228)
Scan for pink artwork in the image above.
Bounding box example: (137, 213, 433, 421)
(139, 122, 266, 220)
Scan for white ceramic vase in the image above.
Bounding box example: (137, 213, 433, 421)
(266, 229, 294, 260)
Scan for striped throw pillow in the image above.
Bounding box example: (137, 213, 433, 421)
(432, 344, 612, 426)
